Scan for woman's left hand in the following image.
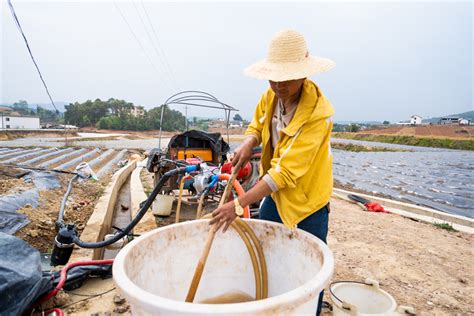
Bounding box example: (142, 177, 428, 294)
(210, 201, 236, 233)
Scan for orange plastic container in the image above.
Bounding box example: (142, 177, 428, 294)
(177, 148, 213, 162)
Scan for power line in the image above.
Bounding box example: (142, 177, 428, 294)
(113, 0, 172, 90)
(131, 0, 172, 84)
(7, 0, 58, 112)
(139, 0, 178, 88)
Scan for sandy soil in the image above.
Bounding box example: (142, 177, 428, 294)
(14, 174, 107, 252)
(324, 197, 473, 315)
(0, 130, 79, 140)
(208, 127, 247, 135)
(363, 125, 474, 139)
(0, 174, 32, 195)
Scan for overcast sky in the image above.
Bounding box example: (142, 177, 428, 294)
(1, 1, 472, 122)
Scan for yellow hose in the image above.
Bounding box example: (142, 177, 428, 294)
(235, 217, 268, 299)
(201, 214, 268, 300)
(230, 220, 262, 299)
(195, 194, 205, 220)
(186, 163, 268, 302)
(175, 177, 186, 223)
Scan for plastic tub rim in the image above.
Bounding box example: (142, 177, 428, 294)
(113, 218, 334, 314)
(329, 281, 397, 314)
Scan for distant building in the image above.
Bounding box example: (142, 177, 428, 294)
(131, 106, 145, 117)
(208, 120, 227, 129)
(0, 114, 40, 129)
(459, 118, 471, 125)
(229, 120, 243, 128)
(439, 117, 460, 125)
(410, 115, 423, 125)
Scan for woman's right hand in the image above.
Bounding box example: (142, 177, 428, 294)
(231, 136, 256, 167)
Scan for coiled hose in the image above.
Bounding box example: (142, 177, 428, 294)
(201, 214, 268, 300)
(186, 165, 268, 302)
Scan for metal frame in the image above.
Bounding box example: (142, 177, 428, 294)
(158, 91, 239, 147)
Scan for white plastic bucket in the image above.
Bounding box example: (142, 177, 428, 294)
(329, 280, 414, 316)
(113, 219, 334, 315)
(152, 194, 174, 216)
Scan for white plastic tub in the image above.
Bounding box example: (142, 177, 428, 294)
(113, 219, 334, 315)
(329, 280, 415, 316)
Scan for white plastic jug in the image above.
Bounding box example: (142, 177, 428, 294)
(152, 194, 174, 216)
(113, 219, 334, 315)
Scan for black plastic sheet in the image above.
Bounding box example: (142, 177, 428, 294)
(0, 232, 52, 315)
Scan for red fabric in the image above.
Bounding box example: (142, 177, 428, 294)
(364, 202, 389, 213)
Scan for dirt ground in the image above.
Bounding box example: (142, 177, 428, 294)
(0, 130, 79, 140)
(14, 174, 107, 252)
(0, 174, 33, 195)
(325, 197, 473, 315)
(363, 125, 474, 139)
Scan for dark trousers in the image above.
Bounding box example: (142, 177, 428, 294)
(259, 196, 329, 316)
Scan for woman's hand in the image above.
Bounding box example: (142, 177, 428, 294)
(231, 137, 256, 167)
(209, 201, 236, 233)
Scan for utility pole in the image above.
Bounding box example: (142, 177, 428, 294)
(185, 105, 188, 131)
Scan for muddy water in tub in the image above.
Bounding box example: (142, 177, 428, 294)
(199, 291, 255, 304)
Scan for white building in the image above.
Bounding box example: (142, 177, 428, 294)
(439, 117, 460, 125)
(0, 115, 40, 129)
(459, 118, 471, 125)
(131, 106, 145, 117)
(410, 115, 423, 125)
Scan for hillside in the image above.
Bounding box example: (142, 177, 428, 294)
(361, 125, 474, 138)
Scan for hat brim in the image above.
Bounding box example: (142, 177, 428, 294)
(243, 56, 335, 82)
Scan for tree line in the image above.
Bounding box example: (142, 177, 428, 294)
(8, 100, 61, 121)
(64, 98, 186, 131)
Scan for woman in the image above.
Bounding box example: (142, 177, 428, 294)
(210, 29, 335, 315)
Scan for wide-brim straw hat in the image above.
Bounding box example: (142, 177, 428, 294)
(244, 29, 335, 82)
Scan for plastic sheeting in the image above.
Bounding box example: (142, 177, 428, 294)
(0, 232, 52, 315)
(96, 149, 127, 178)
(0, 171, 60, 234)
(38, 148, 87, 168)
(55, 148, 99, 170)
(22, 147, 73, 166)
(1, 147, 54, 164)
(88, 148, 115, 169)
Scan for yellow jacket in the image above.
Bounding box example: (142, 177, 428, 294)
(245, 79, 334, 228)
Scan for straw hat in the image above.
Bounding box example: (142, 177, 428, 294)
(244, 29, 335, 82)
